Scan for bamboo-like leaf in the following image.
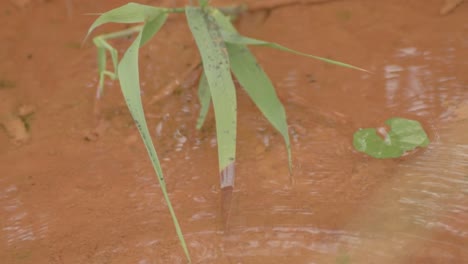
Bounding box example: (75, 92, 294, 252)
(86, 3, 166, 39)
(196, 71, 211, 130)
(115, 14, 191, 263)
(141, 16, 167, 46)
(221, 31, 368, 72)
(186, 7, 237, 176)
(209, 8, 293, 172)
(229, 44, 293, 171)
(199, 0, 209, 7)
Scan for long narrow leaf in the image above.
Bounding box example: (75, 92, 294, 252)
(221, 31, 368, 72)
(186, 7, 237, 185)
(196, 71, 211, 130)
(141, 17, 167, 46)
(210, 8, 293, 172)
(86, 3, 166, 40)
(111, 13, 192, 263)
(229, 44, 293, 172)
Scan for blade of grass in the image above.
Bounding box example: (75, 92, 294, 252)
(229, 45, 293, 171)
(196, 71, 211, 130)
(86, 3, 167, 40)
(186, 7, 237, 181)
(209, 8, 293, 174)
(220, 31, 368, 72)
(86, 5, 191, 263)
(116, 14, 191, 263)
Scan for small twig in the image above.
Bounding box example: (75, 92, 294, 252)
(440, 0, 464, 15)
(247, 0, 338, 12)
(149, 61, 202, 105)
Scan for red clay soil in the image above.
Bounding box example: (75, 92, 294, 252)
(1, 0, 467, 263)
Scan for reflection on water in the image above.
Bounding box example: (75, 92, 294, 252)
(180, 43, 467, 262)
(2, 50, 467, 264)
(1, 184, 49, 248)
(1, 185, 36, 246)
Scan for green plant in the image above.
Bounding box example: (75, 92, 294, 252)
(85, 1, 366, 262)
(353, 117, 429, 158)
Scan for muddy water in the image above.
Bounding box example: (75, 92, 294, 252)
(1, 0, 467, 263)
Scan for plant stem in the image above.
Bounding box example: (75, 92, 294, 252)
(99, 26, 143, 40)
(166, 5, 247, 15)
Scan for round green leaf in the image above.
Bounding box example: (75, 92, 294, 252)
(353, 118, 430, 158)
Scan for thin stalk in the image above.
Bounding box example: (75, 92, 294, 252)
(160, 186, 192, 263)
(99, 26, 143, 40)
(167, 5, 247, 16)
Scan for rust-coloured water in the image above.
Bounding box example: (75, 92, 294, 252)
(1, 0, 467, 263)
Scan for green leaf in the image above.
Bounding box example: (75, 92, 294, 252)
(113, 13, 191, 263)
(186, 7, 237, 174)
(209, 8, 292, 172)
(196, 71, 211, 130)
(199, 0, 209, 7)
(353, 118, 430, 158)
(140, 16, 168, 46)
(220, 31, 368, 72)
(86, 3, 166, 39)
(229, 45, 293, 170)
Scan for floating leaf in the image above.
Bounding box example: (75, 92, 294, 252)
(210, 8, 292, 172)
(353, 118, 430, 158)
(186, 7, 237, 176)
